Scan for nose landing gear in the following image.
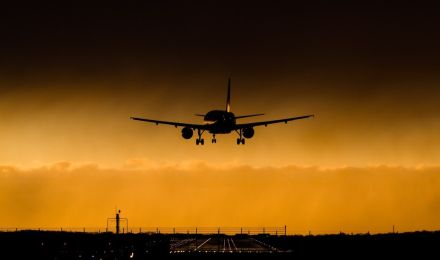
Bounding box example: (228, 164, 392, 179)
(236, 138, 245, 145)
(212, 134, 217, 143)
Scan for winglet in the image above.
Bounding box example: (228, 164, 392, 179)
(226, 78, 231, 112)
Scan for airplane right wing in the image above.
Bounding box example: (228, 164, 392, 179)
(130, 117, 210, 130)
(235, 114, 314, 129)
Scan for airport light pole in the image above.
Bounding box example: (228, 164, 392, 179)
(106, 209, 128, 234)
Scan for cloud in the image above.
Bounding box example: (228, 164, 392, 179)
(1, 162, 440, 234)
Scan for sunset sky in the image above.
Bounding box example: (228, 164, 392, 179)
(1, 1, 440, 233)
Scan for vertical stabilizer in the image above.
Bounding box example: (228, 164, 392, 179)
(226, 78, 231, 112)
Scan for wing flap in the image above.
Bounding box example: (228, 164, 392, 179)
(131, 117, 209, 130)
(235, 114, 314, 129)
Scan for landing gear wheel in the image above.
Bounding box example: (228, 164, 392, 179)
(196, 129, 205, 146)
(236, 129, 246, 145)
(212, 139, 216, 143)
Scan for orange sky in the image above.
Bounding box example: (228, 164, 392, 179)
(1, 2, 440, 233)
(1, 79, 440, 233)
(1, 78, 440, 169)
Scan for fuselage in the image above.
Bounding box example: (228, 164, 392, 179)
(204, 110, 236, 134)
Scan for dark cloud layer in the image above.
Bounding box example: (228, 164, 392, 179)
(1, 1, 439, 83)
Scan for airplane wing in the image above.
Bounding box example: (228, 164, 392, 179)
(130, 117, 210, 130)
(235, 114, 314, 129)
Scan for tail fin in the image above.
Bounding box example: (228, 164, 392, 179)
(226, 78, 231, 112)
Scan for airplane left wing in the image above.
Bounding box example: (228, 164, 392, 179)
(235, 114, 314, 129)
(130, 117, 210, 130)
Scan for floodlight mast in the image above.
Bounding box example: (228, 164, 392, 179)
(106, 209, 128, 234)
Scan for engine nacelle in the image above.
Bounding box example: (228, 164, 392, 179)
(243, 127, 254, 139)
(181, 127, 193, 139)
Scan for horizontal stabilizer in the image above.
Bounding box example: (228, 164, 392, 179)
(235, 113, 265, 119)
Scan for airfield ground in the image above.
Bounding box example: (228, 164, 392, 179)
(1, 230, 440, 259)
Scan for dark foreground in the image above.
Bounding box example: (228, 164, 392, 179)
(1, 231, 440, 259)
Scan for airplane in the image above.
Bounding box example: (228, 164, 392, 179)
(131, 79, 314, 145)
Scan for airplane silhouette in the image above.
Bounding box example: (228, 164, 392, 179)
(131, 79, 314, 145)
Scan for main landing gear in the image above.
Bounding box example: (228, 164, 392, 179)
(195, 131, 217, 145)
(236, 129, 245, 145)
(196, 129, 205, 145)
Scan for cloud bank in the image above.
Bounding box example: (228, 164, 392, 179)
(1, 162, 440, 234)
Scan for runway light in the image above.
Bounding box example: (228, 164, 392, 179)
(129, 252, 134, 258)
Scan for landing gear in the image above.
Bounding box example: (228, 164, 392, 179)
(196, 129, 205, 145)
(212, 134, 217, 144)
(235, 129, 246, 145)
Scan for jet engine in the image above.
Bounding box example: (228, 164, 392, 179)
(181, 127, 193, 139)
(243, 127, 254, 139)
